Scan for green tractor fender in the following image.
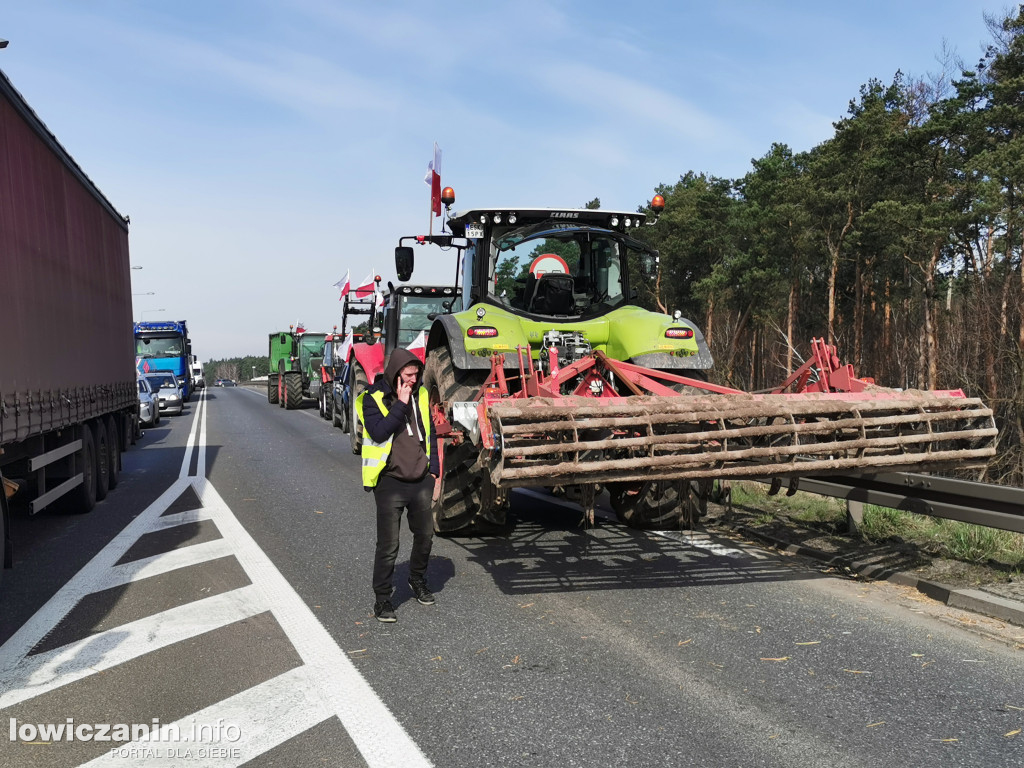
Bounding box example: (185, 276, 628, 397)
(429, 313, 505, 370)
(605, 307, 715, 371)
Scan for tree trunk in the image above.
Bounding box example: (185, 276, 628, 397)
(853, 258, 864, 371)
(705, 295, 714, 351)
(786, 279, 797, 376)
(825, 202, 855, 347)
(724, 302, 754, 386)
(883, 278, 892, 377)
(924, 245, 939, 390)
(827, 245, 839, 347)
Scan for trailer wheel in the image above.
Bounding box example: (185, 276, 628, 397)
(268, 374, 279, 404)
(93, 420, 111, 502)
(423, 346, 496, 533)
(349, 366, 367, 455)
(284, 372, 303, 409)
(608, 480, 702, 530)
(105, 415, 121, 490)
(70, 426, 98, 513)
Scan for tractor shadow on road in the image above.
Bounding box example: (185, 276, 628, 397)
(445, 491, 825, 595)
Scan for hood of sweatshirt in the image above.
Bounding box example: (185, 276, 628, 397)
(382, 347, 423, 393)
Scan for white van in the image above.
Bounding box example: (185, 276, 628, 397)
(191, 361, 205, 389)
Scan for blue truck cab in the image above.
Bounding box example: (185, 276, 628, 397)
(134, 320, 193, 400)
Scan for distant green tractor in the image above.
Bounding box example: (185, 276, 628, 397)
(267, 328, 327, 410)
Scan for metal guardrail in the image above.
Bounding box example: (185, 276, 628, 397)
(766, 472, 1024, 534)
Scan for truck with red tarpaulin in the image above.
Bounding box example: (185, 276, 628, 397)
(0, 67, 137, 587)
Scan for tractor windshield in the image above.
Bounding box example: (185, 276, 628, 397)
(488, 223, 649, 319)
(398, 295, 448, 345)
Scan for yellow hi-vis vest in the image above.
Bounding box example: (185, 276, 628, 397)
(355, 387, 432, 489)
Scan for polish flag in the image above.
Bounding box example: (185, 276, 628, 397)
(333, 270, 350, 301)
(374, 289, 385, 310)
(296, 320, 306, 334)
(423, 142, 442, 217)
(354, 271, 376, 299)
(406, 329, 427, 362)
(339, 330, 354, 362)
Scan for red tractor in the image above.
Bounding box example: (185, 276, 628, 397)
(331, 269, 460, 454)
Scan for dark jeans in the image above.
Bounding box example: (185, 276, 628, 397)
(372, 473, 434, 599)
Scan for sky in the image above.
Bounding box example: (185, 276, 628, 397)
(1, 0, 1001, 360)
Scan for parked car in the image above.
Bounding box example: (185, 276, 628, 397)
(144, 372, 184, 415)
(137, 377, 160, 427)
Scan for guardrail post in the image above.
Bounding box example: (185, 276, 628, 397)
(847, 499, 864, 534)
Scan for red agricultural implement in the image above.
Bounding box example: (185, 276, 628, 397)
(430, 339, 997, 528)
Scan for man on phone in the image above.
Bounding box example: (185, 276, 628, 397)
(356, 348, 439, 623)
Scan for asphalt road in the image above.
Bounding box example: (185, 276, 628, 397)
(1, 386, 1022, 767)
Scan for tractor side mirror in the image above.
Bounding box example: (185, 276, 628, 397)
(640, 252, 659, 278)
(395, 246, 415, 282)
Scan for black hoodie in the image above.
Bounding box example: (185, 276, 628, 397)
(361, 347, 440, 481)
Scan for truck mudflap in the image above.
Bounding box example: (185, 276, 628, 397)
(452, 342, 997, 489)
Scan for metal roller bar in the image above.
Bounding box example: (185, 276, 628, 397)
(494, 448, 996, 487)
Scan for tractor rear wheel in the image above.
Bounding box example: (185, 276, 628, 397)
(607, 479, 702, 530)
(284, 372, 303, 409)
(349, 365, 368, 455)
(423, 346, 499, 534)
(268, 374, 279, 404)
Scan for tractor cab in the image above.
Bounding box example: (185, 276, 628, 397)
(445, 205, 662, 320)
(381, 283, 460, 355)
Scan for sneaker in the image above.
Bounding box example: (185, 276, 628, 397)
(373, 599, 397, 623)
(409, 578, 435, 605)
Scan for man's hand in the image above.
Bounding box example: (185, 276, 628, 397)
(396, 378, 413, 404)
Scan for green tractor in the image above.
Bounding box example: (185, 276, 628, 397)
(397, 195, 714, 533)
(266, 327, 328, 410)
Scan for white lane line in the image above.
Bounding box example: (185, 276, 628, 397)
(82, 666, 334, 768)
(0, 585, 267, 709)
(196, 385, 207, 478)
(0, 477, 193, 673)
(196, 478, 432, 768)
(178, 389, 205, 479)
(101, 539, 236, 590)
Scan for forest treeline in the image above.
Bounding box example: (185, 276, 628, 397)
(629, 9, 1024, 484)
